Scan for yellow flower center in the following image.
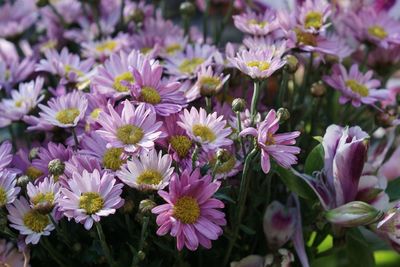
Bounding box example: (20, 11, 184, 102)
(166, 43, 182, 55)
(179, 58, 205, 74)
(170, 135, 192, 158)
(137, 170, 163, 185)
(64, 64, 84, 77)
(116, 125, 144, 145)
(295, 28, 318, 46)
(248, 19, 268, 28)
(345, 79, 369, 97)
(173, 196, 200, 224)
(55, 108, 80, 125)
(140, 86, 161, 104)
(26, 166, 43, 180)
(200, 76, 221, 92)
(368, 25, 388, 40)
(192, 124, 216, 142)
(79, 192, 104, 215)
(96, 41, 118, 53)
(15, 100, 23, 108)
(305, 11, 323, 29)
(113, 72, 135, 92)
(140, 47, 152, 55)
(246, 61, 271, 71)
(31, 192, 55, 208)
(102, 147, 125, 171)
(90, 108, 101, 119)
(23, 210, 49, 233)
(0, 187, 7, 207)
(265, 132, 276, 146)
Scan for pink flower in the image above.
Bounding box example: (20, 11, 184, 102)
(240, 110, 301, 174)
(152, 168, 226, 251)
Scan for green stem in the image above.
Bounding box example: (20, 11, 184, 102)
(131, 216, 150, 267)
(48, 215, 72, 248)
(215, 0, 234, 44)
(191, 144, 200, 169)
(125, 213, 134, 239)
(250, 81, 261, 126)
(95, 222, 116, 267)
(8, 125, 16, 151)
(211, 159, 221, 180)
(203, 0, 211, 41)
(205, 97, 212, 113)
(299, 52, 313, 103)
(223, 148, 259, 266)
(361, 45, 371, 72)
(236, 112, 246, 156)
(278, 71, 289, 107)
(41, 238, 69, 267)
(71, 127, 79, 151)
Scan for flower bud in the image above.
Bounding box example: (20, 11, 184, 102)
(34, 201, 54, 215)
(16, 175, 30, 188)
(137, 250, 146, 261)
(325, 201, 384, 227)
(139, 199, 156, 214)
(310, 81, 326, 97)
(36, 0, 49, 7)
(284, 55, 299, 74)
(232, 98, 246, 113)
(216, 149, 230, 163)
(277, 108, 290, 123)
(29, 147, 40, 161)
(48, 159, 65, 177)
(263, 201, 296, 250)
(131, 9, 145, 24)
(180, 2, 196, 17)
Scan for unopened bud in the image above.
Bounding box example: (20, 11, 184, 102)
(310, 81, 326, 97)
(284, 55, 299, 74)
(137, 250, 146, 261)
(16, 175, 30, 188)
(216, 149, 230, 163)
(277, 108, 290, 123)
(232, 98, 246, 113)
(29, 147, 40, 161)
(180, 2, 196, 17)
(48, 159, 65, 176)
(131, 9, 145, 24)
(139, 199, 156, 214)
(36, 0, 49, 7)
(325, 201, 384, 227)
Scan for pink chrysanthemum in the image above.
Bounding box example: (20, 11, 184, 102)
(27, 177, 60, 212)
(240, 109, 301, 174)
(58, 169, 124, 230)
(96, 100, 163, 154)
(38, 91, 88, 128)
(296, 0, 331, 34)
(191, 66, 230, 98)
(0, 170, 20, 207)
(131, 58, 186, 116)
(323, 64, 389, 107)
(178, 107, 233, 152)
(233, 9, 279, 36)
(152, 168, 226, 251)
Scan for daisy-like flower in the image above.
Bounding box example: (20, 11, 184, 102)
(0, 141, 13, 170)
(0, 170, 20, 207)
(82, 34, 130, 62)
(117, 149, 174, 190)
(191, 66, 230, 97)
(228, 47, 286, 80)
(152, 168, 226, 251)
(7, 196, 55, 245)
(0, 0, 37, 38)
(130, 58, 186, 116)
(323, 64, 389, 107)
(178, 107, 233, 152)
(240, 109, 301, 174)
(96, 100, 163, 154)
(347, 7, 400, 48)
(58, 169, 124, 230)
(0, 77, 44, 123)
(0, 239, 26, 267)
(91, 50, 151, 99)
(35, 48, 94, 84)
(296, 0, 331, 33)
(38, 91, 88, 128)
(27, 177, 60, 213)
(164, 43, 217, 79)
(233, 9, 279, 36)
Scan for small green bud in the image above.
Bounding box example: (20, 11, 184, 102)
(216, 149, 230, 163)
(131, 9, 145, 24)
(284, 55, 299, 74)
(137, 250, 146, 261)
(310, 81, 326, 97)
(232, 98, 246, 113)
(180, 2, 196, 17)
(139, 199, 156, 214)
(29, 147, 40, 161)
(48, 159, 65, 176)
(277, 108, 290, 123)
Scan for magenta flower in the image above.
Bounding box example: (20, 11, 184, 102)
(27, 177, 60, 212)
(0, 170, 20, 207)
(240, 109, 301, 174)
(152, 168, 226, 251)
(324, 64, 389, 107)
(0, 239, 26, 267)
(96, 100, 163, 154)
(130, 58, 187, 116)
(295, 0, 331, 33)
(377, 203, 400, 252)
(58, 169, 124, 230)
(0, 0, 37, 38)
(233, 9, 280, 36)
(0, 141, 13, 171)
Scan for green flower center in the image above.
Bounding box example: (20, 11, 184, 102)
(31, 192, 55, 206)
(116, 125, 144, 145)
(113, 72, 135, 92)
(26, 166, 43, 180)
(173, 196, 200, 224)
(247, 19, 268, 28)
(137, 170, 163, 185)
(23, 210, 49, 233)
(200, 76, 221, 92)
(0, 187, 7, 207)
(15, 100, 23, 108)
(166, 44, 182, 55)
(179, 58, 205, 74)
(305, 11, 323, 29)
(140, 86, 161, 104)
(96, 41, 118, 53)
(246, 61, 270, 71)
(192, 124, 216, 142)
(368, 25, 388, 40)
(64, 64, 84, 77)
(79, 192, 104, 215)
(55, 108, 80, 125)
(90, 108, 101, 119)
(346, 79, 369, 97)
(102, 147, 125, 171)
(295, 28, 318, 46)
(170, 135, 192, 158)
(140, 47, 152, 54)
(210, 153, 237, 174)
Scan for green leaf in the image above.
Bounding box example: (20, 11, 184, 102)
(214, 192, 236, 204)
(239, 224, 256, 235)
(386, 178, 400, 201)
(275, 165, 316, 200)
(304, 144, 324, 175)
(346, 228, 375, 267)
